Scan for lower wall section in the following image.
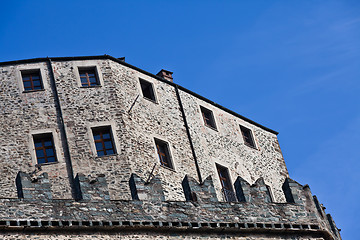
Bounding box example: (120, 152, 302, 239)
(0, 231, 326, 240)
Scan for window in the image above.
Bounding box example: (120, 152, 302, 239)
(154, 138, 173, 169)
(21, 70, 43, 91)
(240, 125, 256, 148)
(216, 164, 236, 202)
(92, 126, 116, 156)
(33, 133, 57, 164)
(78, 67, 99, 87)
(200, 106, 216, 129)
(139, 79, 156, 101)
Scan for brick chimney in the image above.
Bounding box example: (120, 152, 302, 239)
(156, 69, 173, 82)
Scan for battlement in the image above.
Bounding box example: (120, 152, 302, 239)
(11, 170, 341, 240)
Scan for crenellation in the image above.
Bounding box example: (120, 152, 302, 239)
(74, 173, 110, 201)
(182, 175, 218, 203)
(234, 176, 251, 202)
(129, 173, 165, 201)
(1, 169, 339, 240)
(16, 171, 52, 200)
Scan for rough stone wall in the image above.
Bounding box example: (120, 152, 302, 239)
(179, 91, 288, 202)
(0, 172, 338, 240)
(0, 232, 326, 240)
(0, 62, 71, 199)
(0, 58, 288, 202)
(52, 59, 197, 201)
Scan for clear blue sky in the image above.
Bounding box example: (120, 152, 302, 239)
(1, 1, 359, 238)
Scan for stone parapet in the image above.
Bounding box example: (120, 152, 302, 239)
(15, 171, 52, 200)
(11, 171, 341, 240)
(73, 173, 110, 201)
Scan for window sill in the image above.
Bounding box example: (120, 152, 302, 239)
(95, 153, 118, 159)
(244, 143, 258, 150)
(204, 124, 218, 132)
(80, 85, 102, 89)
(143, 96, 158, 104)
(23, 89, 45, 93)
(160, 164, 176, 172)
(37, 161, 58, 166)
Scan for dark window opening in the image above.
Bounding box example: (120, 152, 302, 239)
(33, 133, 57, 164)
(200, 106, 216, 129)
(79, 67, 99, 87)
(92, 126, 116, 157)
(240, 125, 256, 148)
(140, 79, 156, 101)
(216, 164, 236, 202)
(21, 70, 43, 91)
(155, 138, 173, 169)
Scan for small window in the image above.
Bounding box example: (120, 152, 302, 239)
(200, 106, 216, 129)
(139, 79, 156, 101)
(240, 125, 256, 148)
(33, 133, 57, 164)
(92, 126, 116, 157)
(154, 138, 173, 169)
(21, 70, 43, 91)
(216, 164, 236, 202)
(79, 67, 99, 87)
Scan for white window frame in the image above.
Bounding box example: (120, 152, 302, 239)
(152, 135, 176, 171)
(16, 64, 48, 93)
(74, 61, 104, 88)
(199, 105, 218, 131)
(138, 78, 158, 103)
(87, 121, 120, 157)
(136, 72, 159, 104)
(239, 124, 258, 149)
(29, 129, 62, 166)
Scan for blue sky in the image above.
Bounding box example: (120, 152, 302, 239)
(1, 1, 359, 238)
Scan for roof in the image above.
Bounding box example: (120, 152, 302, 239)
(0, 55, 278, 135)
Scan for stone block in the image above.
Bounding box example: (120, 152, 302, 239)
(129, 173, 165, 201)
(234, 176, 251, 202)
(182, 175, 218, 203)
(15, 171, 52, 200)
(282, 178, 304, 204)
(250, 177, 272, 203)
(74, 173, 110, 201)
(327, 213, 341, 238)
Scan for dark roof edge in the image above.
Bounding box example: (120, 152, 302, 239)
(0, 55, 279, 135)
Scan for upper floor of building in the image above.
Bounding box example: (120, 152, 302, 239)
(0, 55, 287, 202)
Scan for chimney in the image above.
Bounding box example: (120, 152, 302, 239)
(156, 69, 173, 82)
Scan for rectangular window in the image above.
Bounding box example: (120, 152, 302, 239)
(140, 79, 156, 101)
(79, 67, 99, 87)
(155, 138, 173, 169)
(200, 106, 217, 129)
(33, 133, 57, 164)
(21, 70, 43, 91)
(92, 126, 116, 157)
(216, 164, 236, 202)
(240, 125, 256, 148)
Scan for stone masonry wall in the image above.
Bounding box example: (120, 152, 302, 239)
(179, 91, 288, 202)
(0, 62, 71, 199)
(52, 59, 197, 201)
(0, 171, 339, 240)
(0, 57, 288, 202)
(0, 232, 326, 240)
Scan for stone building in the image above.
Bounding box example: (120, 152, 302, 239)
(0, 55, 341, 239)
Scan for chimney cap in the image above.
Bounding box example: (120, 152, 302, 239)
(156, 69, 173, 82)
(158, 69, 173, 75)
